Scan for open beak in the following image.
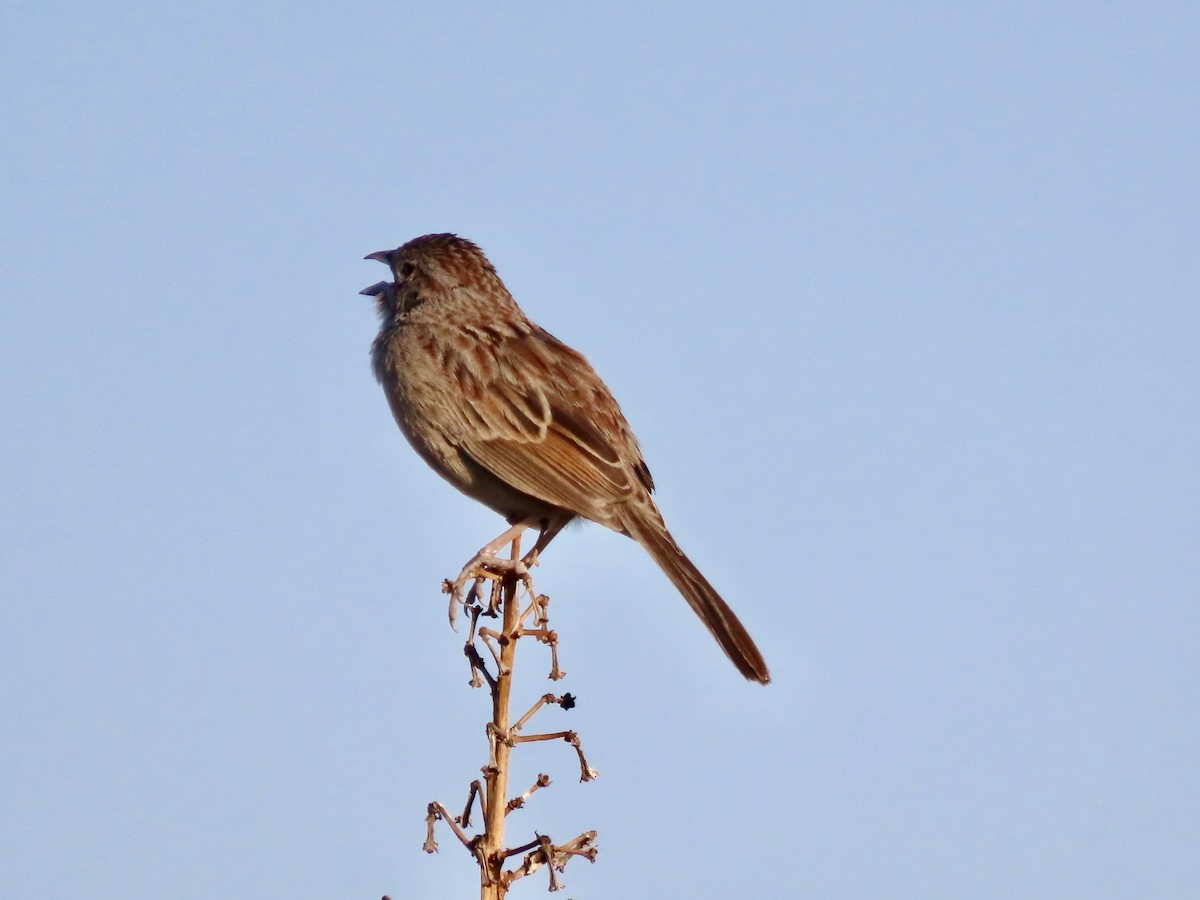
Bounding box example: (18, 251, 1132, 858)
(359, 280, 390, 297)
(364, 249, 393, 265)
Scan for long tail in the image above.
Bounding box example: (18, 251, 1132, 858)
(620, 505, 770, 684)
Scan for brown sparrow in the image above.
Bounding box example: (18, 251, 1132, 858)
(362, 234, 769, 683)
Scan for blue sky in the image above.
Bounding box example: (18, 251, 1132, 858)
(2, 2, 1197, 898)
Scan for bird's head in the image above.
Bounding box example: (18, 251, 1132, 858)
(365, 233, 497, 291)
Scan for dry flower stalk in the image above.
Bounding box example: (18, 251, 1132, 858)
(423, 536, 598, 898)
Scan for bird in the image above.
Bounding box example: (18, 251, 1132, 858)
(362, 234, 770, 684)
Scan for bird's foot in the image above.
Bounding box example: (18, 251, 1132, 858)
(443, 550, 533, 625)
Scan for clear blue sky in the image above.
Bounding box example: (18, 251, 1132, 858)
(2, 2, 1197, 898)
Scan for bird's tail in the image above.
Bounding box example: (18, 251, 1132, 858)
(620, 505, 771, 684)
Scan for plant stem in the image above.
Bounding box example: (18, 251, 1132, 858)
(480, 537, 521, 899)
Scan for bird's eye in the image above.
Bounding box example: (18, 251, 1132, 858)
(398, 262, 416, 279)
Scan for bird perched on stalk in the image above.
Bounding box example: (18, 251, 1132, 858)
(362, 234, 770, 684)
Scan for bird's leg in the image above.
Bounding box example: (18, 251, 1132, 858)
(444, 522, 534, 616)
(522, 519, 568, 569)
(471, 522, 533, 577)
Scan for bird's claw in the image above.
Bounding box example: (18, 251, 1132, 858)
(444, 551, 533, 625)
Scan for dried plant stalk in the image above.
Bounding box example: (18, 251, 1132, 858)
(478, 539, 522, 897)
(422, 536, 598, 898)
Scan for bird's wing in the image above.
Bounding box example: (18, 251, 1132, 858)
(448, 324, 653, 522)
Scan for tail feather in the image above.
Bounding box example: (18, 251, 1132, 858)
(621, 508, 771, 684)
